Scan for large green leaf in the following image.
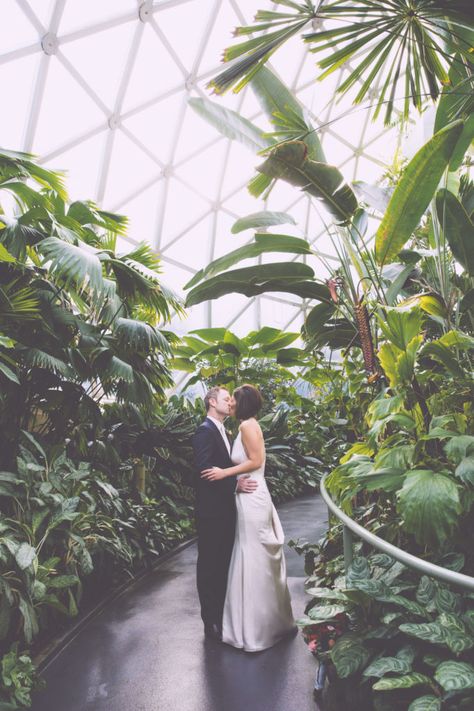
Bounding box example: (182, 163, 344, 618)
(188, 97, 269, 152)
(375, 121, 464, 265)
(416, 576, 437, 607)
(377, 305, 423, 351)
(436, 189, 474, 275)
(37, 236, 104, 296)
(434, 53, 474, 170)
(308, 603, 348, 621)
(363, 656, 412, 678)
(445, 436, 474, 465)
(184, 233, 312, 289)
(113, 318, 169, 353)
(231, 211, 296, 234)
(331, 633, 371, 678)
(245, 326, 287, 346)
(189, 328, 227, 343)
(260, 331, 299, 352)
(397, 470, 461, 547)
(436, 613, 474, 654)
(434, 661, 474, 692)
(208, 8, 316, 96)
(303, 302, 335, 337)
(18, 598, 39, 644)
(455, 457, 474, 486)
(0, 361, 19, 384)
(250, 66, 325, 162)
(15, 542, 37, 571)
(185, 262, 320, 307)
(408, 696, 441, 711)
(256, 141, 358, 224)
(305, 317, 359, 350)
(421, 342, 465, 379)
(25, 348, 76, 379)
(373, 672, 432, 691)
(400, 613, 474, 654)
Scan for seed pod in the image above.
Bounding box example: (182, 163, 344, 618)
(354, 298, 379, 378)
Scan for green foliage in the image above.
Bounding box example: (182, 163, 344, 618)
(0, 149, 181, 470)
(208, 0, 473, 125)
(0, 644, 42, 709)
(256, 140, 358, 224)
(172, 326, 307, 392)
(396, 470, 461, 547)
(375, 121, 464, 265)
(300, 555, 474, 708)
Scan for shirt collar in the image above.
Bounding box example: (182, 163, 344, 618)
(207, 415, 226, 431)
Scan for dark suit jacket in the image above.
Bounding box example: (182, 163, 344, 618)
(193, 418, 236, 518)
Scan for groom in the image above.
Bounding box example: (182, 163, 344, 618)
(193, 386, 257, 640)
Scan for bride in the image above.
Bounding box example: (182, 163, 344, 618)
(201, 384, 295, 652)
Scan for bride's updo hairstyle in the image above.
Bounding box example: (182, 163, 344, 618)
(233, 384, 263, 420)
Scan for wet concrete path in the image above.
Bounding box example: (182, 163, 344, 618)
(31, 494, 328, 711)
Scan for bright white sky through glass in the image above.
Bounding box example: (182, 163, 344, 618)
(1, 1, 428, 335)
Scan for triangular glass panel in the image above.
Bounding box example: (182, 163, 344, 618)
(59, 0, 134, 35)
(2, 0, 41, 53)
(41, 130, 106, 203)
(60, 21, 136, 111)
(34, 56, 107, 155)
(121, 23, 185, 114)
(0, 54, 39, 149)
(122, 92, 184, 165)
(102, 128, 162, 206)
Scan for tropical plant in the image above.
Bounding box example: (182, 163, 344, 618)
(299, 554, 474, 710)
(0, 149, 182, 468)
(260, 404, 323, 501)
(171, 325, 312, 395)
(0, 644, 41, 709)
(208, 0, 474, 125)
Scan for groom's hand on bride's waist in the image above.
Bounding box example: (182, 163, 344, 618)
(236, 476, 258, 494)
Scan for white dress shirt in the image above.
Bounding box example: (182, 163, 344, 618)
(207, 415, 231, 454)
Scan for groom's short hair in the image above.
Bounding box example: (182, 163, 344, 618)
(204, 386, 226, 411)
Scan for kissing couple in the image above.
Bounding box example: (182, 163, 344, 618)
(193, 384, 295, 652)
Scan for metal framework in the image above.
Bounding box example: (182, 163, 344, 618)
(320, 475, 474, 592)
(2, 0, 403, 334)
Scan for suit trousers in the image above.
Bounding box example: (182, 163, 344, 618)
(196, 514, 236, 629)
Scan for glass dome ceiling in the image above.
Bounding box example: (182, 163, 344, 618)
(2, 0, 416, 335)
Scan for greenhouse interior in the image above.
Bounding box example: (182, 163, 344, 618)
(1, 1, 473, 710)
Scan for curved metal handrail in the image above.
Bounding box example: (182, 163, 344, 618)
(320, 474, 474, 592)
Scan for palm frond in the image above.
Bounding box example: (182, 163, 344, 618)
(113, 317, 172, 355)
(208, 2, 317, 94)
(37, 236, 104, 297)
(24, 347, 77, 379)
(0, 148, 67, 199)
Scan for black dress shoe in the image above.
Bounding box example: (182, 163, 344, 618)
(204, 623, 222, 641)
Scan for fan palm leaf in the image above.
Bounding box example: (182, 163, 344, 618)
(0, 215, 44, 259)
(0, 148, 67, 198)
(107, 255, 183, 321)
(0, 280, 39, 325)
(208, 0, 472, 125)
(37, 236, 104, 297)
(113, 317, 172, 355)
(208, 1, 317, 94)
(23, 347, 77, 379)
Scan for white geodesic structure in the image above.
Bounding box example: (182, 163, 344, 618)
(2, 1, 417, 336)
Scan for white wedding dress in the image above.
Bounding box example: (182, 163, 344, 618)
(222, 431, 295, 652)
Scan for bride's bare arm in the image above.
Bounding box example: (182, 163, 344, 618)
(201, 419, 264, 481)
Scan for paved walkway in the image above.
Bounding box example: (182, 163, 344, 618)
(31, 494, 328, 711)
